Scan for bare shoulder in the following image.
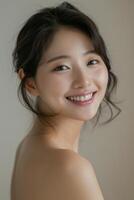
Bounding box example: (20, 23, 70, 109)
(56, 149, 93, 170)
(51, 150, 105, 200)
(13, 147, 104, 200)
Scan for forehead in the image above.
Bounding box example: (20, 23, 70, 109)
(44, 27, 94, 58)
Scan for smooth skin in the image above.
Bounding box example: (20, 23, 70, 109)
(11, 26, 108, 199)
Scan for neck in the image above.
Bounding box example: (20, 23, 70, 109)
(30, 116, 85, 153)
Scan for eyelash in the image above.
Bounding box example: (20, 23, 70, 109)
(53, 59, 99, 71)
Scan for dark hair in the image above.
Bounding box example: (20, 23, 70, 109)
(12, 1, 121, 128)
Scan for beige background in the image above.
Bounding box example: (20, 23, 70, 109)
(0, 0, 133, 199)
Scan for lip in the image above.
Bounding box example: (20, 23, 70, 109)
(66, 91, 97, 98)
(66, 91, 97, 106)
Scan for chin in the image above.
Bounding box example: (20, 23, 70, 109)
(69, 111, 97, 122)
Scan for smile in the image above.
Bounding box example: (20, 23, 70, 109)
(66, 92, 97, 106)
(67, 93, 93, 102)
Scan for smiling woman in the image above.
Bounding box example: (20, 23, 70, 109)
(11, 1, 121, 200)
(12, 2, 121, 127)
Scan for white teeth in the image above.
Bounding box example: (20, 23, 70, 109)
(68, 93, 93, 102)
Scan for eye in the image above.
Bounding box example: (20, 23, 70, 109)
(53, 65, 70, 71)
(87, 59, 99, 66)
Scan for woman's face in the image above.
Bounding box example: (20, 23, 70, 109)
(32, 27, 108, 121)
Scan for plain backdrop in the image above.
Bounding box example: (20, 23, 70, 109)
(0, 0, 134, 199)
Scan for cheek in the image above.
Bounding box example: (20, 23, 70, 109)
(94, 66, 108, 87)
(37, 73, 70, 97)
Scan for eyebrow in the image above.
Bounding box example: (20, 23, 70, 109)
(46, 49, 100, 64)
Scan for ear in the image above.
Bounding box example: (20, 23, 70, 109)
(18, 68, 39, 97)
(17, 68, 25, 80)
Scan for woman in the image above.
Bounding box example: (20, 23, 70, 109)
(11, 1, 121, 200)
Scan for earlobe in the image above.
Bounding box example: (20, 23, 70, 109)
(25, 79, 40, 97)
(17, 68, 39, 97)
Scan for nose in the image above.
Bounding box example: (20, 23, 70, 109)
(72, 68, 91, 89)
